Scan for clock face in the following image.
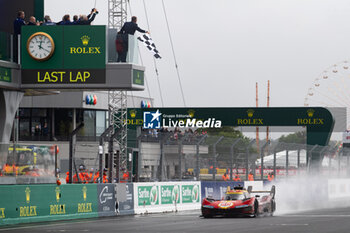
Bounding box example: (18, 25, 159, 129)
(27, 32, 55, 61)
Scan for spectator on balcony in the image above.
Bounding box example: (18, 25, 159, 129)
(14, 11, 26, 35)
(73, 15, 79, 24)
(120, 16, 149, 35)
(13, 11, 26, 62)
(77, 8, 98, 25)
(58, 14, 73, 25)
(28, 16, 39, 26)
(42, 15, 56, 26)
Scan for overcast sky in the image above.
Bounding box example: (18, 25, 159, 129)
(45, 0, 350, 109)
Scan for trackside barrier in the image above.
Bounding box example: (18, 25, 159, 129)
(328, 179, 350, 200)
(133, 182, 201, 214)
(117, 183, 135, 215)
(97, 184, 117, 217)
(0, 184, 117, 226)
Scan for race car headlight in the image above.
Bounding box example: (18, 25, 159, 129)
(235, 205, 249, 208)
(203, 205, 214, 209)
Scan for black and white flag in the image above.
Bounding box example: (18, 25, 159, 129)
(137, 34, 162, 59)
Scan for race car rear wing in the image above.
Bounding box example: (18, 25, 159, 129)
(247, 185, 275, 198)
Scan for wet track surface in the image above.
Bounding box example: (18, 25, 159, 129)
(2, 207, 350, 233)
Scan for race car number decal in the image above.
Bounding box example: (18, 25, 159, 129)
(218, 201, 234, 209)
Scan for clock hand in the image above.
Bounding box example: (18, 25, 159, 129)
(41, 47, 51, 53)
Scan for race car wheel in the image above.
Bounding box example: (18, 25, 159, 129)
(202, 208, 213, 218)
(203, 213, 213, 218)
(253, 200, 259, 217)
(270, 200, 276, 216)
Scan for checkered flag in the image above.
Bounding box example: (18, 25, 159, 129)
(137, 34, 162, 59)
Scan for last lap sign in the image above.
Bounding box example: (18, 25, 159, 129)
(21, 25, 106, 86)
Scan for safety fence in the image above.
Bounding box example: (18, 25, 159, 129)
(138, 131, 350, 182)
(2, 138, 349, 186)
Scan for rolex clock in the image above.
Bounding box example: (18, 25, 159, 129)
(26, 32, 55, 61)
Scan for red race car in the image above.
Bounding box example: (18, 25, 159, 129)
(201, 185, 276, 218)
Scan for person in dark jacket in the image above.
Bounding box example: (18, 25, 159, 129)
(42, 15, 56, 26)
(116, 31, 127, 62)
(58, 14, 73, 25)
(77, 8, 98, 25)
(14, 11, 26, 35)
(120, 16, 149, 35)
(13, 11, 26, 62)
(73, 15, 79, 24)
(117, 16, 149, 62)
(28, 16, 39, 26)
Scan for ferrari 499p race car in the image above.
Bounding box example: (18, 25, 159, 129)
(201, 185, 276, 218)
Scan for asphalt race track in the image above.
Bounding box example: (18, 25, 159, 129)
(2, 207, 350, 233)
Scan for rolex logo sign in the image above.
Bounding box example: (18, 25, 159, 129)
(236, 109, 263, 125)
(297, 109, 324, 125)
(188, 109, 195, 118)
(25, 187, 31, 204)
(69, 35, 101, 54)
(307, 109, 315, 117)
(82, 186, 87, 201)
(247, 109, 254, 118)
(55, 187, 61, 202)
(130, 109, 137, 118)
(81, 35, 90, 46)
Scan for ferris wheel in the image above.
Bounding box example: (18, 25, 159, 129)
(304, 60, 349, 129)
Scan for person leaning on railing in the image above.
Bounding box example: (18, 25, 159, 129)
(116, 16, 149, 63)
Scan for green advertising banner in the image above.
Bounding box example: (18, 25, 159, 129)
(21, 26, 106, 70)
(0, 184, 98, 226)
(20, 26, 106, 86)
(0, 67, 11, 83)
(181, 184, 200, 204)
(137, 185, 159, 206)
(63, 26, 106, 69)
(160, 185, 180, 205)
